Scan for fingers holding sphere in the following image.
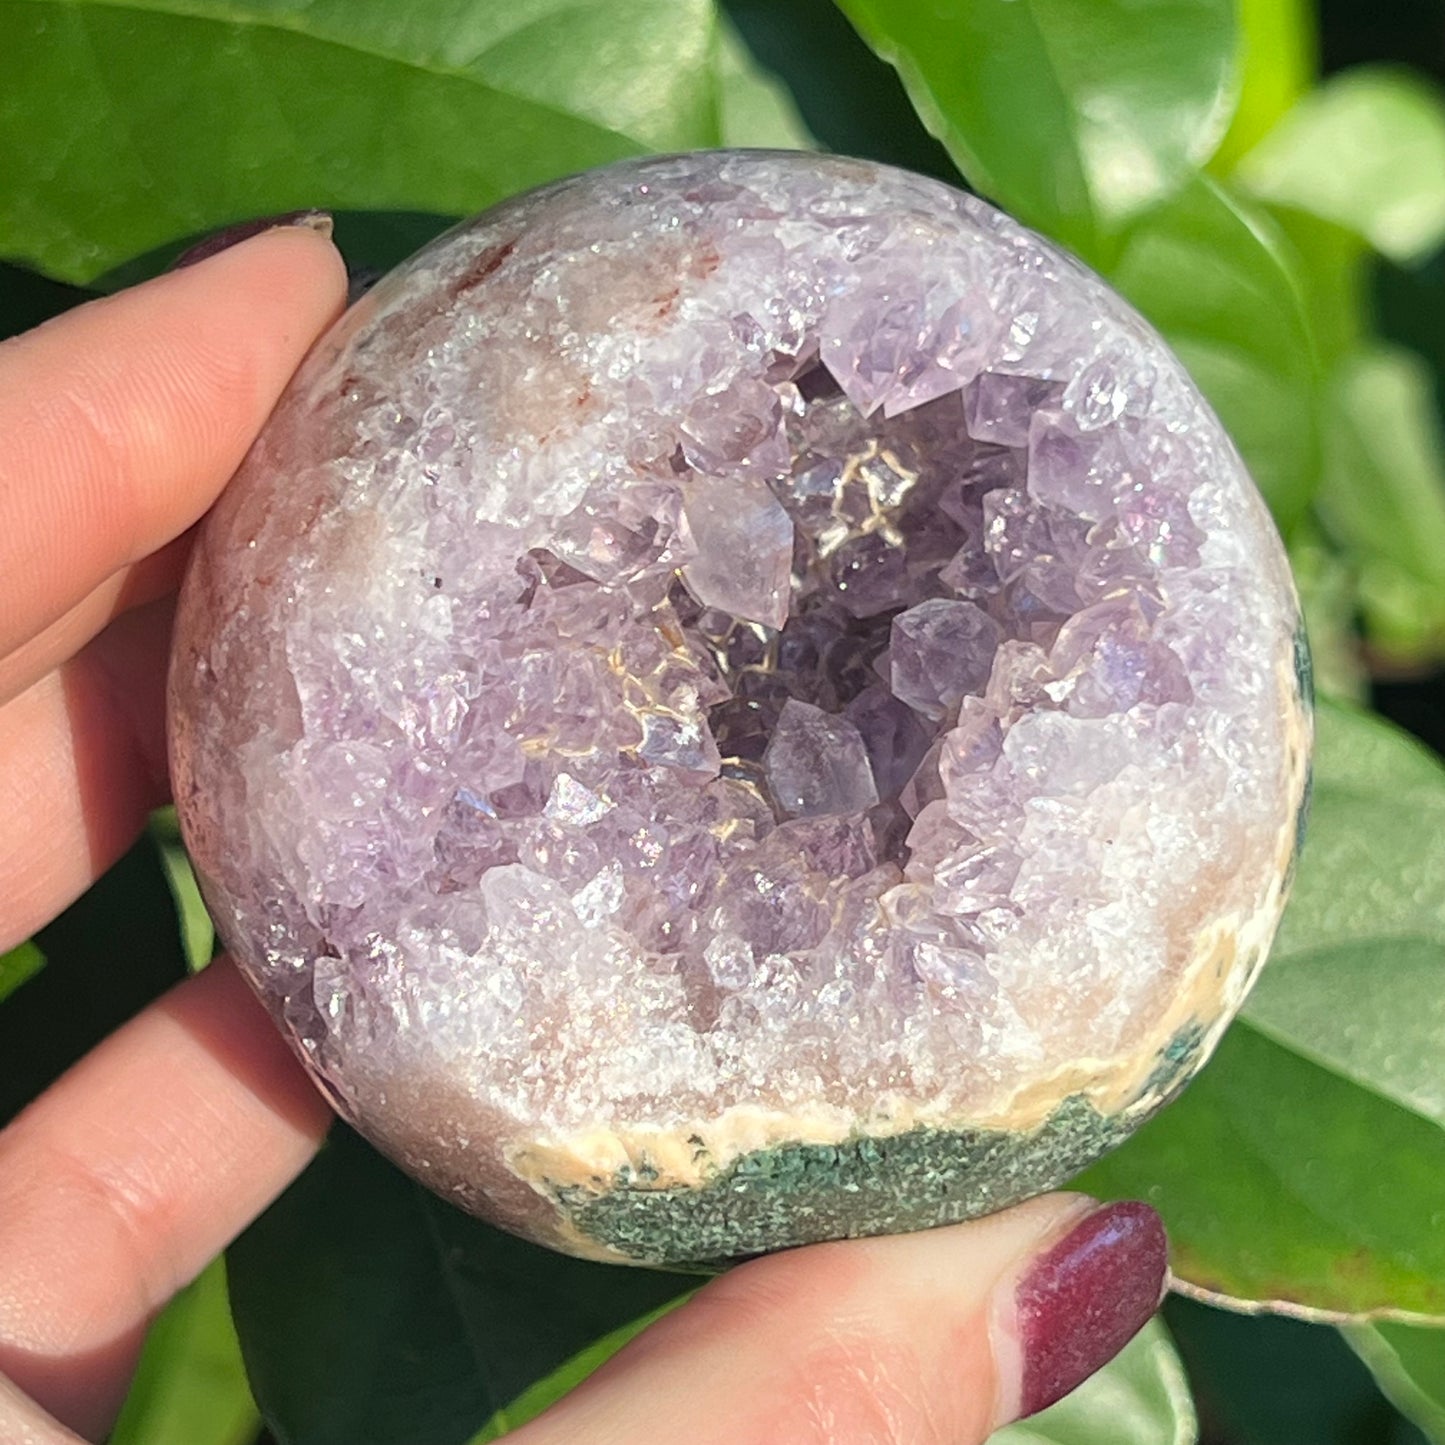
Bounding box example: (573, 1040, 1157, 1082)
(0, 222, 346, 663)
(0, 958, 332, 1438)
(0, 219, 348, 946)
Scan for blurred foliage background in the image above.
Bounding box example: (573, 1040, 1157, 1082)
(3, 0, 1445, 1441)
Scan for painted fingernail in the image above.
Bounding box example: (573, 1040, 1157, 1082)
(170, 210, 334, 270)
(1014, 1200, 1168, 1417)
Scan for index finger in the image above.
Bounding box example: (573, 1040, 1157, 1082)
(0, 221, 347, 660)
(0, 958, 332, 1439)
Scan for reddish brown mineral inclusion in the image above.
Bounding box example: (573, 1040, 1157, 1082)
(170, 152, 1310, 1263)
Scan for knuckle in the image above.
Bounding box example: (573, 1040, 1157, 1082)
(0, 1126, 175, 1326)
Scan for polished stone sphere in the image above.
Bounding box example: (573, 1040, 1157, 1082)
(169, 152, 1311, 1266)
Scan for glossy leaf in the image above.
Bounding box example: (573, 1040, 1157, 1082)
(1344, 1321, 1445, 1444)
(713, 15, 813, 150)
(1082, 705, 1445, 1319)
(1249, 703, 1445, 1131)
(0, 0, 754, 284)
(1236, 66, 1445, 265)
(1082, 1025, 1445, 1321)
(1317, 346, 1445, 660)
(832, 0, 1237, 261)
(1211, 0, 1316, 173)
(1248, 164, 1371, 382)
(157, 841, 217, 972)
(992, 1319, 1198, 1445)
(0, 941, 44, 1005)
(720, 0, 957, 179)
(111, 1261, 259, 1445)
(229, 1124, 694, 1445)
(1108, 176, 1319, 532)
(153, 810, 217, 971)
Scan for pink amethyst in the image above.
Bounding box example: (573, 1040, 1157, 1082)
(169, 152, 1311, 1266)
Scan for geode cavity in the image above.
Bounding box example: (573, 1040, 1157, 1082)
(170, 152, 1311, 1266)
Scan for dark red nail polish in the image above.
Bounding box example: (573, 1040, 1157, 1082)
(1015, 1200, 1168, 1417)
(170, 210, 333, 270)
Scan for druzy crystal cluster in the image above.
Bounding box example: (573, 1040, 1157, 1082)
(170, 152, 1311, 1264)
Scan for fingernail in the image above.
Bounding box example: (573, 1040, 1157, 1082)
(170, 210, 334, 270)
(1010, 1200, 1168, 1418)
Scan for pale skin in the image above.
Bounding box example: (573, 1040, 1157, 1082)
(0, 227, 1135, 1444)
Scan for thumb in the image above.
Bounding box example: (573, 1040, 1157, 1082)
(510, 1193, 1168, 1445)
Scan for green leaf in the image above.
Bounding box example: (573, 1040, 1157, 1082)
(1262, 207, 1368, 373)
(720, 0, 958, 180)
(0, 941, 45, 1005)
(229, 1124, 695, 1445)
(111, 1260, 260, 1445)
(0, 0, 734, 284)
(1082, 1026, 1445, 1321)
(1288, 527, 1367, 703)
(1344, 1321, 1445, 1444)
(1248, 702, 1445, 1132)
(1081, 704, 1445, 1320)
(992, 1319, 1197, 1445)
(713, 15, 813, 150)
(1317, 345, 1445, 661)
(831, 0, 1237, 262)
(153, 809, 217, 971)
(469, 1295, 691, 1441)
(1211, 0, 1315, 173)
(158, 838, 215, 972)
(1235, 66, 1445, 265)
(1108, 176, 1319, 532)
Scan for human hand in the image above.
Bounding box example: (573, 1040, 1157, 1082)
(0, 219, 1168, 1444)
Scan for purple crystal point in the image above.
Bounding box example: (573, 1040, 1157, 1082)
(680, 476, 794, 629)
(763, 699, 879, 819)
(844, 686, 932, 802)
(890, 599, 1003, 720)
(965, 373, 1060, 448)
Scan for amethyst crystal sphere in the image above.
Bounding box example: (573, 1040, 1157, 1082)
(170, 152, 1311, 1267)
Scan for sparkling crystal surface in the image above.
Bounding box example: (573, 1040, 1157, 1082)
(170, 152, 1310, 1259)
